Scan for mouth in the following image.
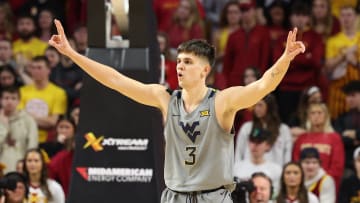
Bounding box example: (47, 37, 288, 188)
(178, 73, 183, 78)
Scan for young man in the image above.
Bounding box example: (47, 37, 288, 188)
(233, 127, 281, 196)
(300, 147, 336, 203)
(0, 86, 38, 173)
(19, 56, 67, 143)
(49, 19, 305, 202)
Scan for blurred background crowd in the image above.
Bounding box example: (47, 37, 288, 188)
(0, 0, 359, 202)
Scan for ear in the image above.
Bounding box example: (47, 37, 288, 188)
(202, 65, 211, 78)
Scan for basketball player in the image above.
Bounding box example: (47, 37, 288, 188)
(49, 19, 305, 203)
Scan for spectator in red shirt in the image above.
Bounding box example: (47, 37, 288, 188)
(292, 102, 344, 191)
(272, 1, 324, 123)
(153, 0, 205, 32)
(223, 1, 271, 87)
(166, 0, 205, 49)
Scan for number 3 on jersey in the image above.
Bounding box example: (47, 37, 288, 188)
(185, 146, 197, 165)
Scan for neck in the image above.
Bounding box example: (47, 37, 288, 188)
(251, 155, 265, 165)
(311, 124, 324, 132)
(305, 173, 315, 181)
(35, 79, 49, 89)
(4, 109, 16, 117)
(182, 85, 208, 112)
(286, 186, 299, 199)
(228, 23, 240, 31)
(242, 20, 256, 32)
(29, 173, 41, 185)
(344, 27, 356, 37)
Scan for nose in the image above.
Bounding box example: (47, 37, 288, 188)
(177, 64, 184, 71)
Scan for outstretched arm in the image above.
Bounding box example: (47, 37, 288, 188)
(217, 28, 305, 113)
(49, 20, 170, 112)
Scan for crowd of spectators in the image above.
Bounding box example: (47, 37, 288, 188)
(0, 0, 359, 202)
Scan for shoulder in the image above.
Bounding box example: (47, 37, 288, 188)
(18, 110, 35, 121)
(20, 84, 34, 91)
(308, 192, 320, 203)
(241, 121, 253, 129)
(52, 150, 71, 160)
(322, 174, 335, 186)
(48, 83, 66, 94)
(12, 39, 22, 47)
(280, 123, 290, 130)
(327, 32, 343, 42)
(47, 179, 63, 189)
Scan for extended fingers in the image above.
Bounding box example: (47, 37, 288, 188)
(286, 30, 293, 47)
(54, 19, 66, 36)
(292, 27, 298, 42)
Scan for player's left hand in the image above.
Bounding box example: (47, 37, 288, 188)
(284, 27, 306, 61)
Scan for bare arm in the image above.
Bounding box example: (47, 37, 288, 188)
(215, 28, 305, 131)
(325, 50, 345, 73)
(32, 114, 59, 129)
(49, 20, 170, 112)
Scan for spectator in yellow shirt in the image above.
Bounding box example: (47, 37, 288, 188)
(18, 56, 67, 143)
(12, 13, 48, 65)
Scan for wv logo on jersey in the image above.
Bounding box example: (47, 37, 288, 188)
(200, 110, 210, 117)
(180, 121, 200, 143)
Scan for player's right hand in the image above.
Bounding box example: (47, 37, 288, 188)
(48, 19, 74, 56)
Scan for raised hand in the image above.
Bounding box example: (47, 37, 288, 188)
(48, 19, 74, 56)
(284, 27, 306, 61)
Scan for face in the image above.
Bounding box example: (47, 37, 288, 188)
(0, 70, 15, 87)
(227, 4, 241, 26)
(270, 6, 285, 25)
(249, 141, 270, 158)
(284, 164, 302, 187)
(17, 18, 35, 40)
(57, 120, 75, 139)
(308, 92, 322, 104)
(241, 7, 256, 23)
(250, 176, 272, 203)
(243, 68, 257, 85)
(290, 14, 310, 29)
(301, 158, 320, 179)
(157, 35, 167, 53)
(25, 151, 43, 175)
(0, 40, 12, 62)
(312, 0, 328, 19)
(339, 7, 356, 30)
(176, 0, 192, 20)
(254, 100, 267, 118)
(308, 105, 326, 127)
(29, 60, 50, 82)
(1, 91, 20, 113)
(45, 49, 60, 68)
(5, 182, 26, 203)
(38, 10, 53, 29)
(345, 92, 360, 109)
(176, 52, 209, 88)
(73, 26, 88, 45)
